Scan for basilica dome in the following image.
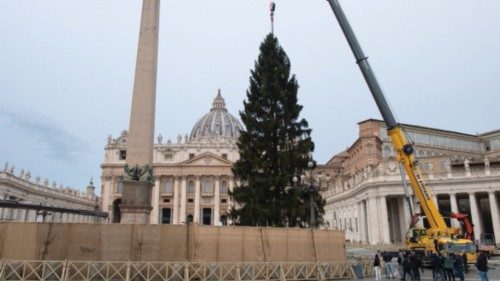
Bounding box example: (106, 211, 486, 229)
(189, 90, 243, 141)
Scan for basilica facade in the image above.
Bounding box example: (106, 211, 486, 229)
(100, 91, 242, 225)
(101, 97, 500, 247)
(320, 119, 500, 246)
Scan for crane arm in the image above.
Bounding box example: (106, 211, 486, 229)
(326, 0, 447, 229)
(450, 213, 474, 240)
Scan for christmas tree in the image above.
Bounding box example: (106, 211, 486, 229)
(229, 34, 325, 227)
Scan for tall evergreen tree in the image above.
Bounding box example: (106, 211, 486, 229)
(229, 34, 325, 227)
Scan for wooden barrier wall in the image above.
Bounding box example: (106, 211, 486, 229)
(0, 222, 346, 262)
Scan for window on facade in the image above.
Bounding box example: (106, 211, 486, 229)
(186, 215, 193, 223)
(189, 153, 195, 159)
(222, 153, 228, 160)
(221, 198, 227, 203)
(187, 181, 195, 194)
(162, 179, 173, 193)
(161, 208, 171, 224)
(119, 150, 127, 160)
(485, 141, 491, 151)
(188, 198, 194, 203)
(220, 181, 228, 194)
(164, 154, 173, 160)
(202, 179, 213, 194)
(116, 181, 123, 194)
(202, 208, 212, 225)
(163, 198, 170, 203)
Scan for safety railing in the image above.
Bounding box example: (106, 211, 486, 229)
(0, 259, 376, 281)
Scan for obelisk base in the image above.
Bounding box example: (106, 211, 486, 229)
(120, 180, 153, 224)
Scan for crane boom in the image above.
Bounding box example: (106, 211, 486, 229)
(326, 0, 447, 229)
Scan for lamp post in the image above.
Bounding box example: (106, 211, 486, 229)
(293, 161, 330, 228)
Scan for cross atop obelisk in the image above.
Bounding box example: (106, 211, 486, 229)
(121, 0, 160, 224)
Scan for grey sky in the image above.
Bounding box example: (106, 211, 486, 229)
(1, 1, 499, 193)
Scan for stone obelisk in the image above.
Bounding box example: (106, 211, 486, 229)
(120, 0, 160, 224)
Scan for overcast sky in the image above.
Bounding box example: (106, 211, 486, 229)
(1, 1, 499, 193)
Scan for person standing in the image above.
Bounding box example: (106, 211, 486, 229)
(461, 252, 468, 274)
(397, 250, 404, 279)
(453, 252, 464, 281)
(383, 251, 395, 279)
(402, 253, 413, 281)
(374, 251, 382, 281)
(476, 250, 489, 281)
(410, 252, 421, 281)
(431, 253, 443, 281)
(444, 253, 455, 281)
(438, 252, 447, 281)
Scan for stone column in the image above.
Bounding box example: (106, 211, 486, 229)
(16, 209, 24, 222)
(11, 208, 18, 221)
(401, 197, 411, 231)
(226, 179, 234, 225)
(173, 177, 180, 224)
(149, 178, 160, 224)
(488, 191, 500, 245)
(194, 176, 201, 223)
(357, 201, 364, 242)
(379, 196, 390, 243)
(180, 177, 187, 223)
(367, 196, 379, 244)
(100, 177, 112, 213)
(469, 193, 482, 241)
(214, 176, 220, 225)
(449, 194, 460, 228)
(411, 195, 424, 228)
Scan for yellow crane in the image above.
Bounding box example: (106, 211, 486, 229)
(325, 0, 477, 263)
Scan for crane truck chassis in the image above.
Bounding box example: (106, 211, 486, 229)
(326, 0, 477, 263)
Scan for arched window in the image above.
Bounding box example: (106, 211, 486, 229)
(202, 179, 213, 194)
(187, 181, 195, 194)
(186, 214, 193, 223)
(220, 181, 228, 194)
(162, 179, 173, 193)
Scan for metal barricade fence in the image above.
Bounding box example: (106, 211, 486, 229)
(0, 260, 376, 281)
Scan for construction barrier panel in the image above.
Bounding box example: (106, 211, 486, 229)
(0, 222, 346, 263)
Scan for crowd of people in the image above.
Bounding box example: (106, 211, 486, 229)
(372, 250, 490, 281)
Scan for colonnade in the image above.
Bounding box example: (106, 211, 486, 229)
(150, 175, 235, 225)
(335, 191, 500, 245)
(0, 207, 106, 223)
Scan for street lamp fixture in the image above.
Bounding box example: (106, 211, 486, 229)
(294, 161, 330, 228)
